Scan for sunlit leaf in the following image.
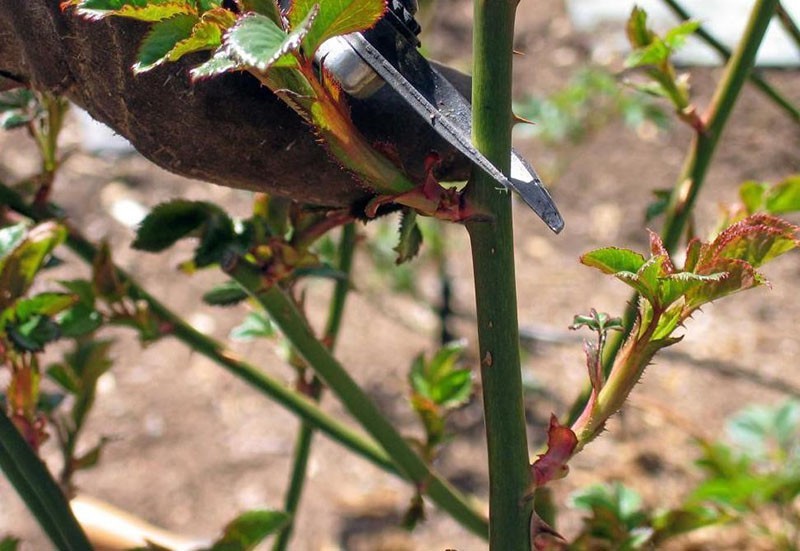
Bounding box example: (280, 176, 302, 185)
(10, 293, 77, 321)
(288, 0, 386, 56)
(133, 14, 199, 73)
(765, 175, 800, 215)
(663, 20, 700, 50)
(230, 311, 274, 341)
(225, 11, 314, 71)
(167, 8, 237, 61)
(580, 247, 647, 276)
(705, 214, 798, 269)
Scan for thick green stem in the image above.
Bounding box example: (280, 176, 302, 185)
(568, 0, 780, 425)
(661, 0, 800, 122)
(273, 223, 356, 551)
(0, 410, 92, 550)
(466, 1, 532, 549)
(225, 256, 489, 538)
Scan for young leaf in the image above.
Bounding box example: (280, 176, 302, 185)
(0, 537, 19, 551)
(230, 311, 274, 341)
(625, 6, 652, 49)
(208, 510, 289, 551)
(580, 247, 647, 276)
(133, 14, 199, 73)
(202, 280, 249, 306)
(225, 11, 313, 71)
(0, 222, 67, 309)
(11, 293, 78, 321)
(288, 0, 386, 56)
(166, 8, 237, 62)
(764, 175, 800, 215)
(394, 209, 422, 265)
(663, 20, 700, 50)
(109, 2, 196, 22)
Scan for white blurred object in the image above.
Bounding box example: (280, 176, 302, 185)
(565, 0, 800, 66)
(75, 108, 136, 154)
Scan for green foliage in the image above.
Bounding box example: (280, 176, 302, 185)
(393, 209, 423, 264)
(134, 14, 199, 72)
(581, 215, 799, 340)
(0, 90, 40, 131)
(408, 341, 472, 455)
(230, 311, 275, 341)
(204, 510, 289, 551)
(133, 199, 236, 268)
(288, 0, 386, 56)
(0, 537, 19, 551)
(514, 67, 668, 146)
(568, 482, 722, 549)
(0, 222, 67, 310)
(739, 175, 800, 216)
(225, 12, 312, 71)
(623, 7, 700, 122)
(203, 280, 249, 306)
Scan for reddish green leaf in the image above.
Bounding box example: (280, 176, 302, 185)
(237, 0, 282, 25)
(289, 0, 386, 56)
(111, 2, 196, 22)
(133, 14, 199, 73)
(166, 9, 236, 61)
(706, 214, 799, 269)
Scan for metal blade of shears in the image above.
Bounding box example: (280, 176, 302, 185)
(342, 32, 564, 233)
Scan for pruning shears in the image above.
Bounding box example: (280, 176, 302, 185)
(313, 0, 564, 233)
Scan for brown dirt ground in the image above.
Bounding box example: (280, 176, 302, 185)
(2, 0, 800, 549)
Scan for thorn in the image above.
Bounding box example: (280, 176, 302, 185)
(512, 112, 537, 126)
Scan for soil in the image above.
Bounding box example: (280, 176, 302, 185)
(1, 0, 800, 550)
